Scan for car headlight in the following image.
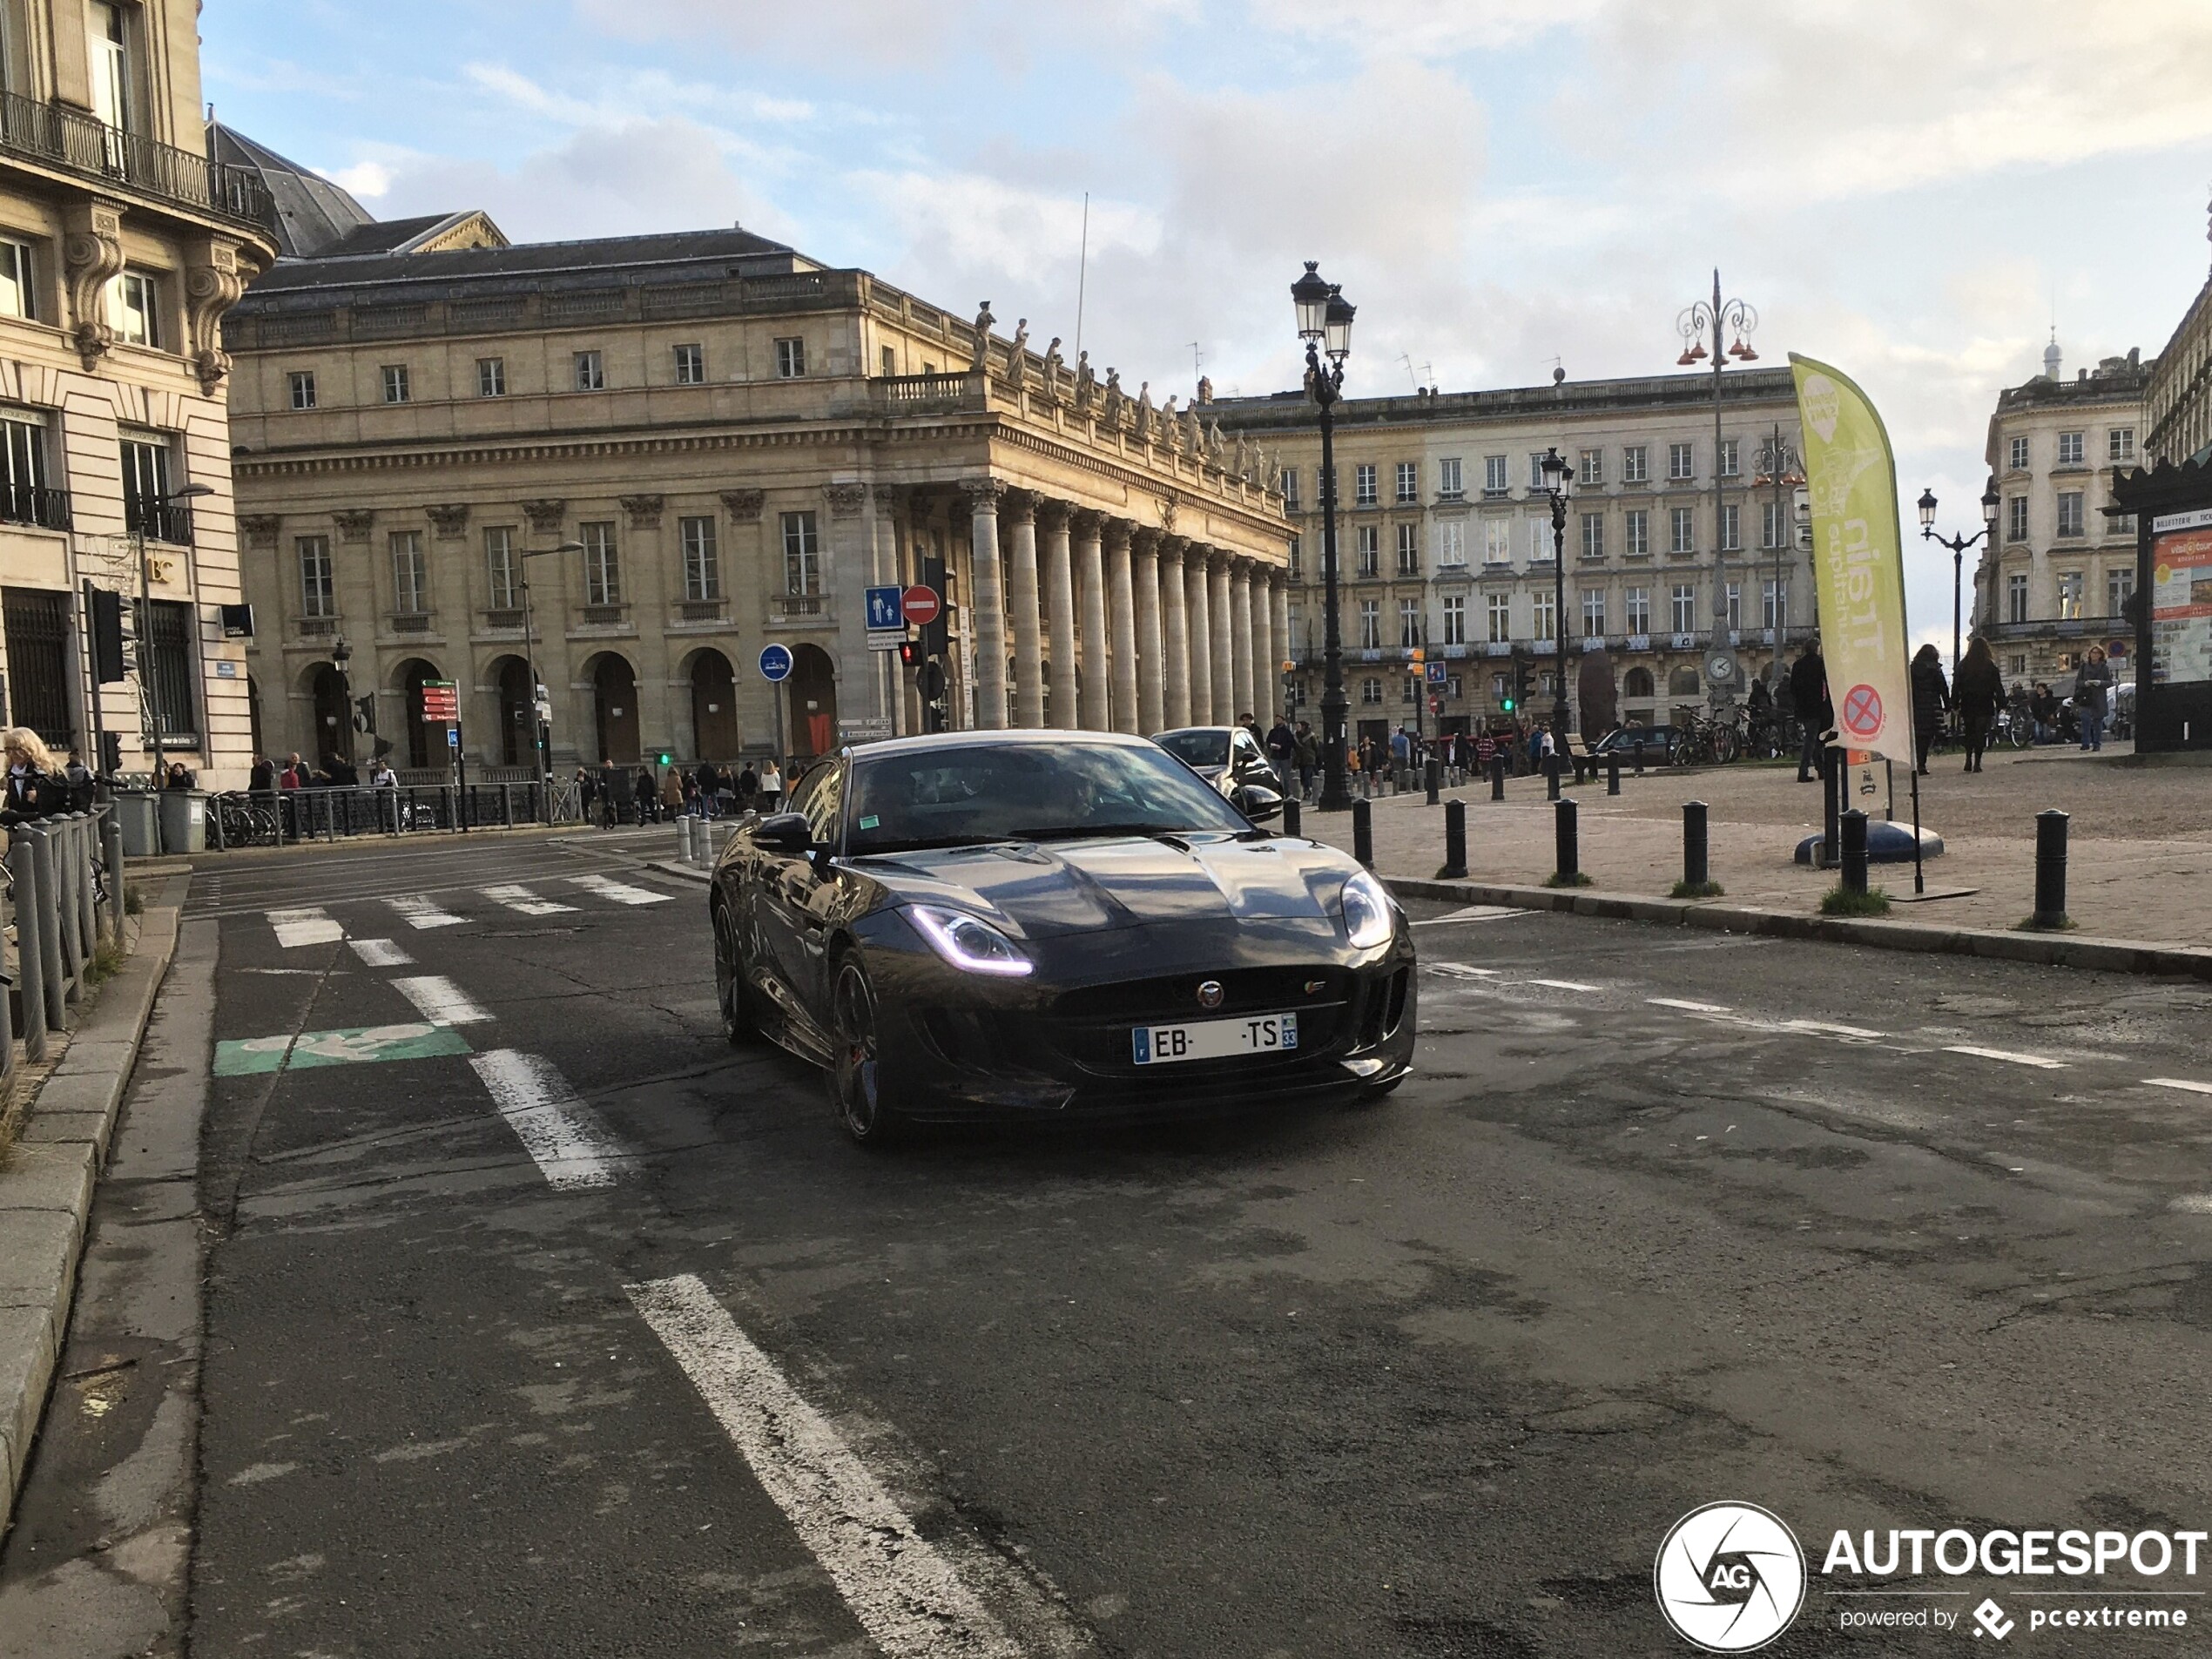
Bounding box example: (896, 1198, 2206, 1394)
(1339, 871, 1397, 950)
(907, 904, 1035, 977)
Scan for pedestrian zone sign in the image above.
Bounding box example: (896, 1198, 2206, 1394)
(866, 585, 905, 630)
(1426, 661, 1448, 684)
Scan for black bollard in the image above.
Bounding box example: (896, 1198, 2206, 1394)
(1545, 756, 1562, 801)
(1490, 753, 1506, 801)
(1683, 800, 1710, 889)
(1840, 808, 1870, 894)
(1283, 797, 1302, 838)
(1554, 797, 1579, 883)
(1352, 798, 1373, 868)
(1821, 749, 1842, 868)
(1442, 799, 1468, 879)
(1607, 756, 1621, 797)
(1425, 756, 1441, 806)
(2033, 808, 2069, 927)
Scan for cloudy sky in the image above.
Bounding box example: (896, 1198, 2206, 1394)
(206, 0, 2212, 644)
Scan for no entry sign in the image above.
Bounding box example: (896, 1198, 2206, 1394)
(901, 584, 941, 627)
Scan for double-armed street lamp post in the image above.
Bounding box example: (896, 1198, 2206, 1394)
(1291, 261, 1357, 812)
(1676, 273, 1758, 640)
(1539, 446, 1574, 740)
(1916, 482, 2000, 679)
(519, 539, 585, 813)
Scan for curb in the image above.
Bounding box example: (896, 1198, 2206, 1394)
(645, 858, 711, 887)
(1386, 875, 2212, 980)
(0, 883, 184, 1535)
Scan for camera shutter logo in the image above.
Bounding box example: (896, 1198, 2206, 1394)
(1654, 1501, 1805, 1652)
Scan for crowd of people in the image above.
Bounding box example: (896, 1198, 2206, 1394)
(1909, 638, 2120, 775)
(576, 757, 790, 826)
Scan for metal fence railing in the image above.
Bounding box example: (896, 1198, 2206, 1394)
(4, 806, 125, 1082)
(204, 784, 583, 850)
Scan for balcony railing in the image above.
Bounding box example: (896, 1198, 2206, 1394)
(0, 91, 270, 227)
(0, 482, 70, 531)
(125, 496, 193, 546)
(389, 612, 431, 633)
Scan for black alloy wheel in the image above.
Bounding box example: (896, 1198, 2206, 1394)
(711, 901, 761, 1046)
(827, 956, 900, 1146)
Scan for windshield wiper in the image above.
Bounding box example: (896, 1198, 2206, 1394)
(1022, 823, 1214, 844)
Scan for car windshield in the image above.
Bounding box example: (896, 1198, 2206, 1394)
(1155, 729, 1230, 768)
(845, 741, 1250, 853)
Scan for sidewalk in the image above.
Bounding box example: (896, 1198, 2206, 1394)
(1301, 744, 2212, 946)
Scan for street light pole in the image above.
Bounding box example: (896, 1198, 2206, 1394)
(1291, 262, 1356, 812)
(1540, 447, 1574, 740)
(519, 539, 585, 817)
(1753, 425, 1804, 671)
(1917, 482, 2000, 680)
(1676, 272, 1758, 641)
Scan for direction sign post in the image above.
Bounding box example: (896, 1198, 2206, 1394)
(759, 644, 792, 765)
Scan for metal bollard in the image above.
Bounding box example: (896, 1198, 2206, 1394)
(1683, 800, 1710, 890)
(1545, 756, 1561, 801)
(1424, 756, 1441, 806)
(10, 833, 46, 1061)
(1554, 797, 1579, 884)
(103, 810, 125, 942)
(1442, 799, 1468, 880)
(61, 817, 88, 990)
(2033, 808, 2069, 927)
(1490, 753, 1506, 801)
(1821, 752, 1842, 868)
(1352, 798, 1373, 868)
(1282, 797, 1302, 837)
(1839, 808, 1870, 894)
(72, 815, 96, 961)
(1607, 756, 1621, 797)
(29, 827, 64, 1030)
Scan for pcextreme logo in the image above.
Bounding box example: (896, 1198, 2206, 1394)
(1654, 1502, 1808, 1653)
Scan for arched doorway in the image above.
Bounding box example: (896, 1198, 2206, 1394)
(1667, 664, 1701, 700)
(304, 663, 348, 765)
(687, 649, 738, 761)
(786, 643, 837, 759)
(393, 658, 445, 769)
(491, 655, 533, 766)
(590, 652, 640, 765)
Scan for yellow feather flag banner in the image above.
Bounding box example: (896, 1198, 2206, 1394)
(1791, 354, 1914, 765)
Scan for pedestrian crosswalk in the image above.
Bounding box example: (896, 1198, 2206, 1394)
(267, 873, 687, 948)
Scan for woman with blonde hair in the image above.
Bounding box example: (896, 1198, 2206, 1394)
(3, 726, 58, 818)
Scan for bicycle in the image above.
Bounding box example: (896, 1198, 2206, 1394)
(1669, 708, 1740, 767)
(213, 792, 282, 847)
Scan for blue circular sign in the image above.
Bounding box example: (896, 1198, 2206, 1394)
(759, 644, 793, 683)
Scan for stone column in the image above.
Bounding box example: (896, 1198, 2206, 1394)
(1040, 502, 1077, 729)
(1251, 568, 1274, 726)
(1209, 551, 1235, 725)
(1271, 572, 1292, 725)
(1159, 536, 1190, 729)
(1005, 491, 1044, 728)
(1184, 545, 1212, 725)
(964, 479, 1006, 730)
(1230, 559, 1256, 728)
(1074, 510, 1110, 731)
(1132, 529, 1168, 738)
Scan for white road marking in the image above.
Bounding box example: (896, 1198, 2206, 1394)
(1423, 962, 1499, 979)
(1527, 978, 1601, 992)
(628, 1274, 1055, 1659)
(1649, 997, 1732, 1013)
(268, 907, 342, 948)
(481, 883, 576, 916)
(388, 895, 467, 930)
(1412, 906, 1529, 927)
(1784, 1019, 1887, 1041)
(392, 974, 492, 1027)
(348, 938, 414, 968)
(570, 873, 673, 907)
(2147, 1077, 2212, 1096)
(1945, 1045, 2067, 1070)
(466, 1050, 626, 1189)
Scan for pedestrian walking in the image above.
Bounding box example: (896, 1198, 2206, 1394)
(1265, 713, 1296, 790)
(1293, 721, 1318, 800)
(1790, 639, 1831, 783)
(1953, 637, 2004, 772)
(758, 756, 783, 813)
(2073, 646, 2114, 751)
(1910, 643, 1949, 776)
(660, 766, 685, 818)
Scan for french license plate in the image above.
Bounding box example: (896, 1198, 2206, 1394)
(1132, 1012, 1298, 1065)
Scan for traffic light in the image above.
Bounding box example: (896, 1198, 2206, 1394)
(900, 639, 920, 667)
(353, 693, 376, 734)
(1507, 653, 1532, 713)
(85, 584, 126, 683)
(657, 751, 673, 766)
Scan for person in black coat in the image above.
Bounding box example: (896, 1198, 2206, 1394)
(1789, 641, 1832, 782)
(1909, 644, 1949, 775)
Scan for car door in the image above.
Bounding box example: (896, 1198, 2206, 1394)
(756, 762, 833, 1013)
(786, 760, 850, 1023)
(1229, 727, 1271, 791)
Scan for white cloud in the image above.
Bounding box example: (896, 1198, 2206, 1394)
(328, 161, 393, 200)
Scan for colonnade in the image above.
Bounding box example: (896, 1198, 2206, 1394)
(962, 479, 1289, 735)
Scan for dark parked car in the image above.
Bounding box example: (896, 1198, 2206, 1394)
(1152, 725, 1286, 814)
(1589, 725, 1676, 765)
(709, 731, 1416, 1144)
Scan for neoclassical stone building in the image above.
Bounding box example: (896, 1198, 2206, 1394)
(219, 149, 1291, 772)
(0, 3, 273, 784)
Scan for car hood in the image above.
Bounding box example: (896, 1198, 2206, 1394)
(846, 834, 1362, 939)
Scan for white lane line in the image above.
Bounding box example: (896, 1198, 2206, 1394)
(2147, 1077, 2212, 1096)
(1527, 978, 1601, 992)
(388, 894, 468, 930)
(466, 1050, 626, 1190)
(1649, 997, 1732, 1013)
(627, 1274, 1046, 1659)
(348, 938, 414, 968)
(268, 907, 342, 948)
(392, 974, 492, 1027)
(1411, 906, 1530, 927)
(1423, 962, 1499, 979)
(1784, 1019, 1887, 1041)
(482, 883, 577, 916)
(1946, 1045, 2067, 1070)
(570, 873, 674, 907)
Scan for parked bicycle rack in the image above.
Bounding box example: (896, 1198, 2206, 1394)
(4, 806, 125, 1084)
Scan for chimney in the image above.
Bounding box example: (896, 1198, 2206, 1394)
(2128, 346, 2141, 368)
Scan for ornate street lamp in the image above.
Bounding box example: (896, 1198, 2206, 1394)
(1675, 272, 1757, 638)
(1918, 481, 2000, 680)
(1540, 446, 1574, 739)
(1293, 261, 1357, 812)
(1752, 426, 1806, 670)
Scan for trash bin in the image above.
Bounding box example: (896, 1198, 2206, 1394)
(157, 789, 206, 854)
(114, 791, 160, 858)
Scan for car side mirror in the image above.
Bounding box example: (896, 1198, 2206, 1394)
(752, 811, 813, 854)
(1233, 784, 1284, 823)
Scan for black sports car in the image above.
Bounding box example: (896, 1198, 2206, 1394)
(708, 730, 1417, 1144)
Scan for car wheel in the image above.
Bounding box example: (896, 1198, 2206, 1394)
(711, 900, 762, 1046)
(827, 956, 902, 1147)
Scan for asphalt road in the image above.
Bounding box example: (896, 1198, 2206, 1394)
(13, 827, 2212, 1656)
